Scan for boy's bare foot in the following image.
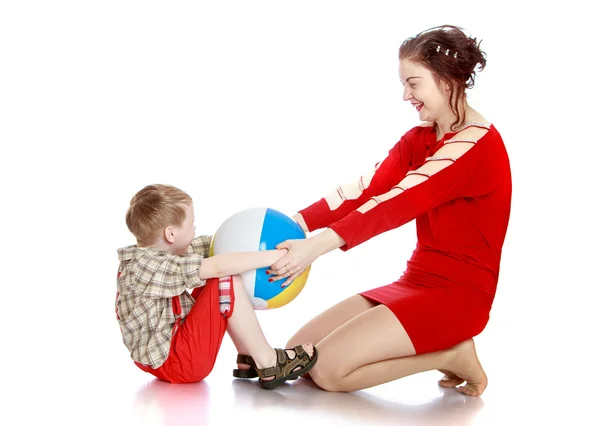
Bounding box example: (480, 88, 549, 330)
(236, 363, 253, 371)
(441, 339, 488, 397)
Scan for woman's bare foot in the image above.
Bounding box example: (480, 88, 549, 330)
(437, 369, 465, 387)
(442, 339, 488, 397)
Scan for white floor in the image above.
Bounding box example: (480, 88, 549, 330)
(13, 318, 596, 426)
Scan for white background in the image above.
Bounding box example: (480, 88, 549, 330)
(1, 1, 598, 425)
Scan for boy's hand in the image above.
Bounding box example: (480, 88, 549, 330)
(275, 248, 289, 260)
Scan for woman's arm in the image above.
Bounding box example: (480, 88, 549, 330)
(330, 127, 500, 250)
(270, 126, 501, 284)
(298, 130, 418, 232)
(292, 213, 308, 233)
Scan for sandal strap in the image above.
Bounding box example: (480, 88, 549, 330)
(257, 349, 286, 378)
(236, 354, 255, 365)
(276, 348, 288, 365)
(257, 346, 314, 380)
(294, 345, 307, 358)
(260, 366, 280, 378)
(283, 347, 306, 375)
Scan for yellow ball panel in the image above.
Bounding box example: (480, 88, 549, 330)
(266, 265, 311, 309)
(208, 235, 215, 257)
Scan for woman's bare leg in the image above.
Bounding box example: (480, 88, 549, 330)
(304, 303, 487, 396)
(284, 295, 376, 379)
(286, 295, 376, 347)
(233, 294, 373, 374)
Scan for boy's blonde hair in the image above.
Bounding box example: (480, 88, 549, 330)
(126, 184, 192, 246)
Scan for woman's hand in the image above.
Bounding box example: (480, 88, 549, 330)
(267, 238, 320, 288)
(268, 229, 346, 288)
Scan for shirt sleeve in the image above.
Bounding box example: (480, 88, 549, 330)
(299, 130, 418, 232)
(137, 252, 206, 298)
(329, 132, 501, 251)
(188, 235, 212, 257)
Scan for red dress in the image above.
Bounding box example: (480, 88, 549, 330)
(299, 123, 512, 354)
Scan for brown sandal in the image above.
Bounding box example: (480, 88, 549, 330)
(256, 345, 318, 390)
(233, 354, 301, 381)
(232, 354, 258, 379)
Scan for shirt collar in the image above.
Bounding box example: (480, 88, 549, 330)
(117, 244, 139, 262)
(118, 244, 180, 262)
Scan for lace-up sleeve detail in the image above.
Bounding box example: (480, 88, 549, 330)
(299, 129, 421, 232)
(329, 127, 500, 250)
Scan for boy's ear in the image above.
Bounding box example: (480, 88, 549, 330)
(164, 226, 176, 244)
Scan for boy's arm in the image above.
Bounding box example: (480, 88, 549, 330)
(198, 249, 287, 279)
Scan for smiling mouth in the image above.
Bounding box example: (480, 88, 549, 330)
(413, 102, 424, 112)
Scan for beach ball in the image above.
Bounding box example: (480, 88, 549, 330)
(209, 207, 310, 310)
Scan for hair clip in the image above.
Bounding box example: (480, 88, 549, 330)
(435, 45, 458, 59)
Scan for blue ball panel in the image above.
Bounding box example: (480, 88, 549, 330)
(253, 209, 305, 301)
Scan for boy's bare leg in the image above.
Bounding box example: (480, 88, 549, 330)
(226, 275, 314, 375)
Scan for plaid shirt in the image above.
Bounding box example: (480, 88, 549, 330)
(115, 235, 212, 368)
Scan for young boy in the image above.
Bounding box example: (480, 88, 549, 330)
(116, 184, 317, 389)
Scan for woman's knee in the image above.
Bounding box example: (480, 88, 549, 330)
(307, 357, 345, 392)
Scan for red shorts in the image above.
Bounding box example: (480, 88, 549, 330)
(135, 277, 235, 384)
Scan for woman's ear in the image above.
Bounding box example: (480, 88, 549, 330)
(164, 226, 176, 244)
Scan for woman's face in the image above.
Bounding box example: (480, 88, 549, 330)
(399, 58, 450, 123)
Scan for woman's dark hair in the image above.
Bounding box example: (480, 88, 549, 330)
(399, 25, 486, 131)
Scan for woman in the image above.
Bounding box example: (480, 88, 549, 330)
(246, 25, 511, 397)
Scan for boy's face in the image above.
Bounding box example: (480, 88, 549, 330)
(171, 203, 196, 255)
